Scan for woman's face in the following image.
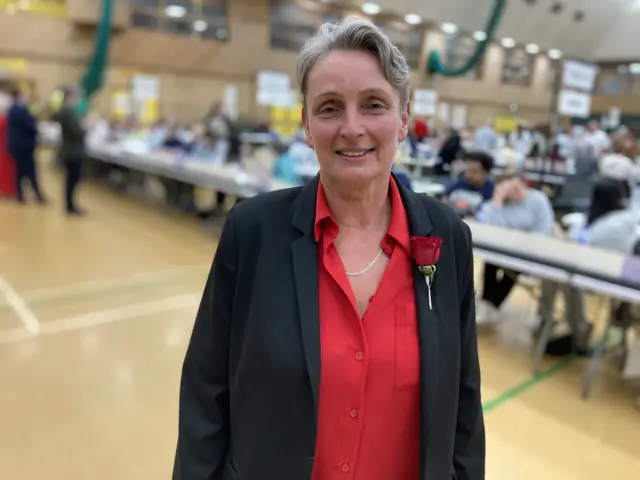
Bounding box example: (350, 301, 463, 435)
(302, 50, 409, 189)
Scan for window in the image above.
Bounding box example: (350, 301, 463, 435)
(502, 48, 534, 86)
(443, 34, 482, 79)
(595, 65, 633, 95)
(132, 10, 159, 29)
(130, 0, 229, 41)
(377, 25, 423, 70)
(269, 1, 342, 53)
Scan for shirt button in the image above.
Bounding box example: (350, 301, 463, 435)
(355, 351, 363, 361)
(341, 463, 350, 473)
(350, 409, 358, 418)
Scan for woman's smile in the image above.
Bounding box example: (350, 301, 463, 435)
(335, 148, 376, 161)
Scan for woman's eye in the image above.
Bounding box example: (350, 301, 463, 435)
(367, 102, 386, 110)
(318, 105, 338, 115)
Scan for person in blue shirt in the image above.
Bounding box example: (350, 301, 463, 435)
(444, 150, 495, 201)
(391, 163, 412, 191)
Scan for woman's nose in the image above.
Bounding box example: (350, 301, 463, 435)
(340, 108, 365, 139)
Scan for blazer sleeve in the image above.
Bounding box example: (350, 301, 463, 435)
(173, 208, 237, 480)
(453, 223, 486, 480)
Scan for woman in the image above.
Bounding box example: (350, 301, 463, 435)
(174, 19, 485, 480)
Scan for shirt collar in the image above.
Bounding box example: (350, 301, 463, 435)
(313, 176, 411, 255)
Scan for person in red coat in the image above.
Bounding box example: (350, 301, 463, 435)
(0, 93, 16, 198)
(413, 116, 429, 142)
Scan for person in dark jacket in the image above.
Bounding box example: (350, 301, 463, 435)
(435, 127, 462, 175)
(54, 86, 86, 215)
(587, 153, 633, 226)
(7, 87, 45, 203)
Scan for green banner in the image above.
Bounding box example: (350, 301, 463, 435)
(76, 0, 114, 116)
(427, 0, 506, 77)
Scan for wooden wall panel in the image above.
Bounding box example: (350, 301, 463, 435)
(0, 12, 92, 62)
(591, 94, 640, 116)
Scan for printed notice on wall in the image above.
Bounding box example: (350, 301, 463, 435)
(256, 70, 291, 107)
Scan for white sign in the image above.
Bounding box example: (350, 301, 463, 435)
(412, 89, 438, 116)
(451, 104, 467, 129)
(557, 89, 592, 118)
(561, 60, 598, 92)
(256, 70, 291, 107)
(131, 74, 160, 100)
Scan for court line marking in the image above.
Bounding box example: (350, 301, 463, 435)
(0, 265, 207, 308)
(0, 275, 41, 335)
(482, 356, 575, 413)
(0, 293, 200, 345)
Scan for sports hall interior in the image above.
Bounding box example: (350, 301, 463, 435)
(1, 0, 639, 478)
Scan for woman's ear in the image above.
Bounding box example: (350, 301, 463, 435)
(398, 100, 411, 143)
(301, 108, 314, 149)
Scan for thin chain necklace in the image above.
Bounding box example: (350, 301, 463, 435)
(345, 249, 384, 277)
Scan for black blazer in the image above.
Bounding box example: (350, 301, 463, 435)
(7, 102, 38, 155)
(54, 106, 86, 161)
(173, 175, 485, 480)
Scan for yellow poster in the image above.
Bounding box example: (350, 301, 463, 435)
(0, 57, 27, 72)
(111, 89, 131, 121)
(494, 116, 517, 133)
(269, 103, 302, 138)
(138, 98, 159, 124)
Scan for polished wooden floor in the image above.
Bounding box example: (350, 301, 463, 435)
(0, 162, 638, 479)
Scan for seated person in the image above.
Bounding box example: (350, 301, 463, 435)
(272, 142, 302, 186)
(391, 163, 412, 191)
(444, 150, 495, 199)
(162, 124, 191, 152)
(435, 127, 462, 175)
(588, 208, 640, 254)
(475, 165, 555, 324)
(587, 153, 633, 226)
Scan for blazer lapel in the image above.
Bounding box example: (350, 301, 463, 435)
(397, 177, 439, 473)
(292, 176, 322, 423)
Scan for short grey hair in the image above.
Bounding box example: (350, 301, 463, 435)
(297, 19, 411, 107)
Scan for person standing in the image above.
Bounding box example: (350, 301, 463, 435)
(54, 86, 86, 216)
(7, 87, 45, 204)
(173, 18, 485, 480)
(0, 86, 15, 198)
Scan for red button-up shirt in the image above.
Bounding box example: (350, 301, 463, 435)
(311, 177, 420, 480)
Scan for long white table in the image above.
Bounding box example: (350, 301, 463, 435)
(468, 220, 640, 302)
(88, 143, 295, 198)
(468, 221, 640, 397)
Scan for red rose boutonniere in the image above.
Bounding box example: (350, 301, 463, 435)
(410, 236, 443, 309)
